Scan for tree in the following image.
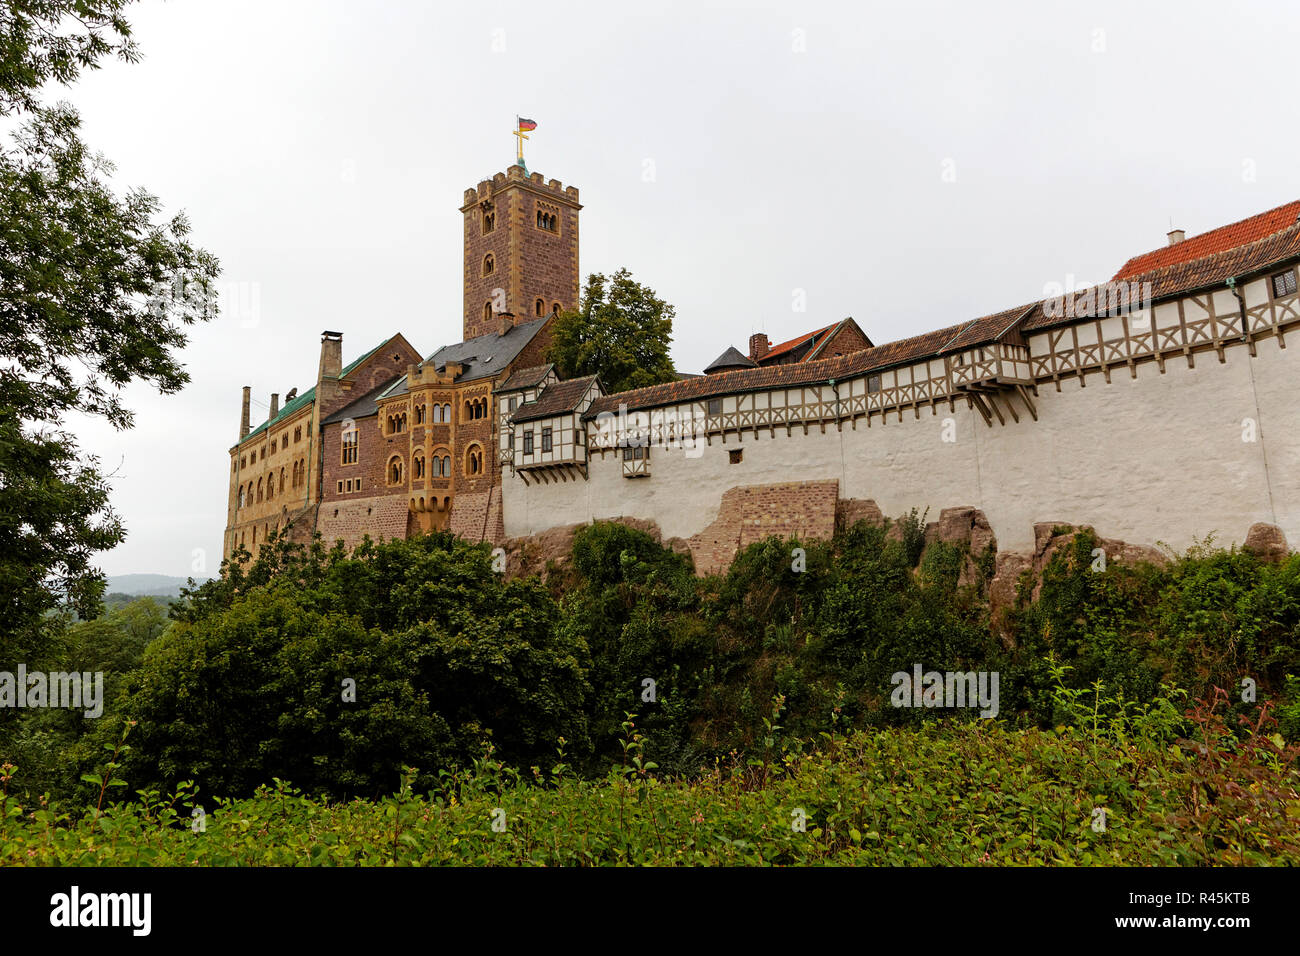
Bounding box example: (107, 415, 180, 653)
(547, 268, 676, 394)
(0, 1, 219, 660)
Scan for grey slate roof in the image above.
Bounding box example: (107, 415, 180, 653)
(321, 375, 404, 425)
(381, 317, 549, 399)
(704, 346, 757, 373)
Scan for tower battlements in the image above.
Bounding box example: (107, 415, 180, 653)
(461, 164, 582, 340)
(461, 168, 580, 210)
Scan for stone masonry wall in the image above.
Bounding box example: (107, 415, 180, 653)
(687, 480, 840, 574)
(316, 494, 410, 553)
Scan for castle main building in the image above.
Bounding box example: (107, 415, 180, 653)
(224, 163, 578, 557)
(226, 157, 1300, 575)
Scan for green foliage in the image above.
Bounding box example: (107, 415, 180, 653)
(546, 268, 677, 393)
(0, 2, 140, 117)
(113, 533, 592, 799)
(4, 704, 1296, 866)
(0, 0, 218, 659)
(1, 598, 166, 804)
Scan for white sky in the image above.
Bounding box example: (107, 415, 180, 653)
(47, 0, 1299, 577)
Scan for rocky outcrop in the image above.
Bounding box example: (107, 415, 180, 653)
(499, 515, 673, 580)
(914, 506, 998, 586)
(1243, 522, 1289, 563)
(925, 506, 997, 556)
(987, 522, 1170, 640)
(836, 498, 885, 532)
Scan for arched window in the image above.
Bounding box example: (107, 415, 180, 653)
(257, 477, 263, 502)
(431, 448, 451, 477)
(388, 456, 404, 485)
(239, 488, 246, 508)
(482, 253, 494, 276)
(266, 474, 274, 500)
(414, 456, 425, 479)
(415, 404, 425, 425)
(442, 403, 451, 421)
(483, 302, 493, 324)
(535, 298, 544, 317)
(552, 302, 562, 316)
(482, 210, 495, 233)
(279, 468, 285, 493)
(466, 444, 483, 476)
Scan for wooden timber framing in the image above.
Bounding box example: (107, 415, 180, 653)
(567, 267, 1300, 455)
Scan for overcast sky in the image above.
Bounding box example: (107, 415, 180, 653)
(50, 0, 1300, 578)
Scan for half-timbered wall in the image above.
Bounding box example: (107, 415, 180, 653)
(502, 267, 1300, 554)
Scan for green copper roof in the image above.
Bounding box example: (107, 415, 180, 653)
(240, 339, 388, 444)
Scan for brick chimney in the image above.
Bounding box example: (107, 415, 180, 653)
(240, 385, 251, 439)
(319, 331, 343, 380)
(1167, 228, 1185, 246)
(269, 392, 279, 420)
(499, 311, 516, 336)
(749, 332, 770, 362)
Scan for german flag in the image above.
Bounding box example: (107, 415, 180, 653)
(517, 117, 537, 131)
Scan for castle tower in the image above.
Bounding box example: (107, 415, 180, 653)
(461, 164, 581, 340)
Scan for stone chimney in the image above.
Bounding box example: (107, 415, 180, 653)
(269, 392, 280, 420)
(1167, 228, 1185, 246)
(240, 386, 251, 439)
(749, 333, 770, 362)
(316, 330, 346, 418)
(499, 311, 516, 336)
(319, 331, 343, 380)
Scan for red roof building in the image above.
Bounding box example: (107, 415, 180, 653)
(1113, 200, 1300, 280)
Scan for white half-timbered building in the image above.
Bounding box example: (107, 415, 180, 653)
(496, 200, 1300, 559)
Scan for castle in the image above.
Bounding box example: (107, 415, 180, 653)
(225, 156, 1300, 575)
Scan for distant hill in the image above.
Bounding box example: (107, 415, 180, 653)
(106, 574, 210, 597)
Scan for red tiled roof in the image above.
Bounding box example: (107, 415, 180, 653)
(578, 203, 1300, 421)
(1113, 200, 1300, 279)
(761, 323, 836, 361)
(498, 364, 554, 392)
(585, 219, 1300, 419)
(512, 375, 599, 423)
(585, 319, 972, 419)
(1027, 219, 1300, 332)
